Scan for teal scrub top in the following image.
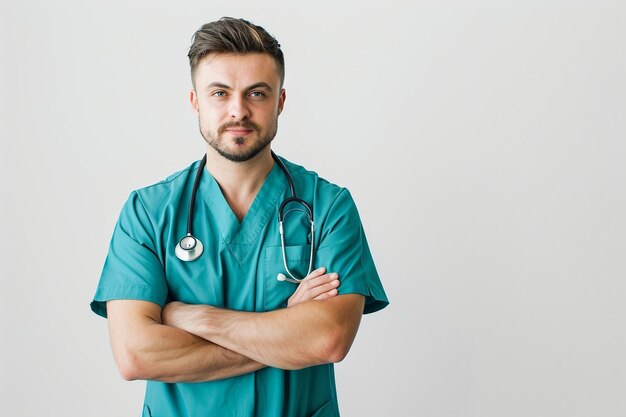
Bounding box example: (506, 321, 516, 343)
(91, 156, 389, 417)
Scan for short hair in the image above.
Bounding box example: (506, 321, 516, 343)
(188, 17, 285, 86)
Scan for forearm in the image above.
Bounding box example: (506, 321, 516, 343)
(116, 321, 264, 382)
(167, 295, 364, 370)
(107, 300, 264, 383)
(206, 305, 340, 370)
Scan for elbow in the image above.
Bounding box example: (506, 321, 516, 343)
(118, 362, 140, 382)
(114, 348, 146, 381)
(119, 368, 139, 382)
(328, 348, 349, 365)
(282, 332, 352, 371)
(325, 341, 351, 364)
(320, 329, 353, 365)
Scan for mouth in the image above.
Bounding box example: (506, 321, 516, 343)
(221, 121, 257, 137)
(225, 128, 253, 136)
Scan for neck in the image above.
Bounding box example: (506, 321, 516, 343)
(204, 146, 274, 221)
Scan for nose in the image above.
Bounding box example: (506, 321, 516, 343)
(229, 95, 250, 121)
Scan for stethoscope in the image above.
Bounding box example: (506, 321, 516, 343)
(175, 152, 315, 284)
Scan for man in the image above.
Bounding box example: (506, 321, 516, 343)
(91, 17, 388, 417)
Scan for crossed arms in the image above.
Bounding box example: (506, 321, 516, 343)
(107, 267, 365, 383)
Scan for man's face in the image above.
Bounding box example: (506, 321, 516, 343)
(190, 53, 286, 162)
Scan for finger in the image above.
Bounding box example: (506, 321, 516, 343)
(303, 267, 326, 281)
(293, 269, 324, 287)
(290, 278, 338, 303)
(287, 272, 338, 307)
(303, 279, 340, 299)
(302, 272, 339, 290)
(314, 288, 339, 300)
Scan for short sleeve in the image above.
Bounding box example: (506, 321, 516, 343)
(315, 189, 389, 314)
(90, 191, 168, 318)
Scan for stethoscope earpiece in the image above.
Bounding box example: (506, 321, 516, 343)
(276, 273, 287, 281)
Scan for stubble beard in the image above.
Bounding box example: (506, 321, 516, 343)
(199, 119, 278, 162)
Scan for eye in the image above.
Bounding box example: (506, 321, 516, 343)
(212, 91, 227, 97)
(249, 91, 265, 98)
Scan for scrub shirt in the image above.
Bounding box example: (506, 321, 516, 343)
(91, 156, 389, 417)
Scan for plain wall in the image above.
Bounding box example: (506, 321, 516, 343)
(2, 0, 625, 416)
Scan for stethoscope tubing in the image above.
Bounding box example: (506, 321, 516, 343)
(187, 154, 207, 235)
(176, 151, 315, 283)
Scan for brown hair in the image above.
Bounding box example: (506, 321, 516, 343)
(188, 17, 285, 85)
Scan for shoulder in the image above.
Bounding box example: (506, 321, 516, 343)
(277, 156, 360, 238)
(116, 160, 201, 228)
(278, 157, 350, 203)
(128, 160, 201, 210)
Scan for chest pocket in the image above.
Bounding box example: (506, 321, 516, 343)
(263, 245, 311, 311)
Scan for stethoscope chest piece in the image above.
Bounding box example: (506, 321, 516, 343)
(175, 233, 204, 261)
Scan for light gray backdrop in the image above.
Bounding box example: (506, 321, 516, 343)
(2, 0, 625, 416)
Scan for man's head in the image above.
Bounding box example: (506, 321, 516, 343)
(188, 17, 285, 88)
(188, 18, 287, 163)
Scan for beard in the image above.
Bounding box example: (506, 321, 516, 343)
(199, 119, 278, 162)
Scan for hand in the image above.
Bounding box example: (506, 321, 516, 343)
(162, 301, 188, 328)
(287, 267, 340, 307)
(162, 301, 215, 333)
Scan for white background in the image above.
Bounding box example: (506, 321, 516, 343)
(2, 0, 625, 416)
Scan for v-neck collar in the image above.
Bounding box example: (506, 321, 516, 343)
(198, 161, 287, 264)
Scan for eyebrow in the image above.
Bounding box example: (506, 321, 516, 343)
(247, 82, 273, 91)
(205, 81, 273, 91)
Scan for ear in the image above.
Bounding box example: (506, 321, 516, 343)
(277, 88, 286, 115)
(190, 89, 199, 113)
